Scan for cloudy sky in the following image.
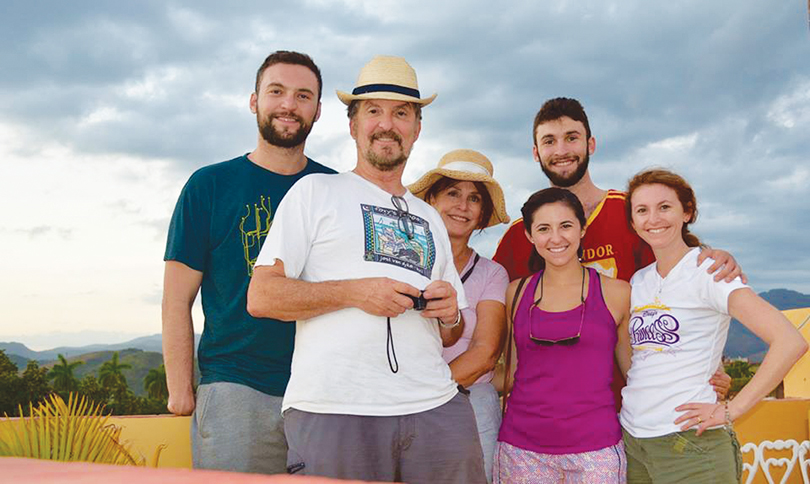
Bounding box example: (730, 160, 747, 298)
(2, 1, 808, 349)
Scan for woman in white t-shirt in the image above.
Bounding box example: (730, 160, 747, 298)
(620, 168, 807, 483)
(409, 149, 511, 482)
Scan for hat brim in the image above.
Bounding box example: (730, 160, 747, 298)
(408, 169, 510, 228)
(336, 90, 437, 107)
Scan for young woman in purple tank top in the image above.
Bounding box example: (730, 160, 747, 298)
(495, 187, 633, 484)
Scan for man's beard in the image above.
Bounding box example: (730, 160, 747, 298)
(364, 130, 408, 171)
(541, 152, 590, 187)
(257, 112, 313, 148)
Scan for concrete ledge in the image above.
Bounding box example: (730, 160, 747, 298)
(0, 457, 380, 483)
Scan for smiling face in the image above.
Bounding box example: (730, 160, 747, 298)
(524, 201, 585, 267)
(429, 181, 484, 240)
(350, 99, 421, 172)
(250, 63, 321, 148)
(533, 116, 595, 188)
(630, 183, 693, 252)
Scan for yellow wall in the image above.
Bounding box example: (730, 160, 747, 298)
(734, 398, 810, 484)
(108, 415, 191, 468)
(0, 414, 191, 469)
(783, 307, 810, 398)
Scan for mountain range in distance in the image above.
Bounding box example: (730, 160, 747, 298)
(0, 333, 200, 364)
(1, 288, 808, 366)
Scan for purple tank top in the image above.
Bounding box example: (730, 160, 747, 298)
(498, 267, 621, 454)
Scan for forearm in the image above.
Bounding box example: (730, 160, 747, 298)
(162, 303, 196, 398)
(728, 335, 807, 420)
(449, 343, 501, 387)
(439, 313, 464, 347)
(248, 274, 357, 320)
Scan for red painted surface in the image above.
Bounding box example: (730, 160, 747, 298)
(0, 458, 383, 483)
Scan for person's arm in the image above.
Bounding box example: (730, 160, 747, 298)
(494, 278, 524, 394)
(247, 260, 422, 320)
(603, 277, 632, 378)
(697, 248, 748, 284)
(449, 300, 507, 387)
(675, 288, 807, 435)
(162, 261, 202, 416)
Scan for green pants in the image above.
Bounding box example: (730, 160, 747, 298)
(622, 427, 742, 484)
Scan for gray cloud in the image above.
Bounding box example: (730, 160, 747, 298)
(2, 0, 808, 292)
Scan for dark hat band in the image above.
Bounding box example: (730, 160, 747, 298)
(352, 83, 421, 99)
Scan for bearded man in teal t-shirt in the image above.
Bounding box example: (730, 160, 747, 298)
(163, 51, 334, 474)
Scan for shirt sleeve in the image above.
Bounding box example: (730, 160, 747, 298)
(479, 260, 509, 304)
(254, 177, 314, 279)
(164, 171, 211, 272)
(698, 257, 749, 314)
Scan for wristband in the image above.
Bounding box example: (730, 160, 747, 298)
(438, 310, 461, 329)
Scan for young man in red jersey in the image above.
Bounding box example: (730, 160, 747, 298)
(493, 97, 739, 407)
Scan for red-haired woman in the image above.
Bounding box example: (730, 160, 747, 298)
(620, 169, 807, 483)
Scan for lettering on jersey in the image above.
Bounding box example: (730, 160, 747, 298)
(361, 204, 435, 278)
(629, 302, 681, 351)
(240, 195, 273, 276)
(583, 244, 617, 278)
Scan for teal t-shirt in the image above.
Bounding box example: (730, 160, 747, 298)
(164, 155, 336, 396)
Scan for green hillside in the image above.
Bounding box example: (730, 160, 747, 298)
(41, 348, 164, 397)
(8, 354, 29, 372)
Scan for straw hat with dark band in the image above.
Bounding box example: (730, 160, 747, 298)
(337, 55, 437, 106)
(409, 149, 510, 228)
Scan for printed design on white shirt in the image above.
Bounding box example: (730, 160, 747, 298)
(629, 301, 681, 352)
(361, 204, 436, 278)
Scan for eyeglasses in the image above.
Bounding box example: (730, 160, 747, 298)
(528, 266, 586, 346)
(391, 195, 415, 240)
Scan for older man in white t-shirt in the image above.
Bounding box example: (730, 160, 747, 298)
(247, 56, 487, 484)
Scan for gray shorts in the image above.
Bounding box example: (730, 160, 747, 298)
(192, 381, 287, 474)
(284, 392, 487, 483)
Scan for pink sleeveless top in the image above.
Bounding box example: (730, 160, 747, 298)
(498, 267, 621, 454)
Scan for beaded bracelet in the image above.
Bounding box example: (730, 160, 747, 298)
(724, 400, 733, 427)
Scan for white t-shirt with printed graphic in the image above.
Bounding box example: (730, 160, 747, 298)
(255, 171, 467, 416)
(620, 248, 748, 438)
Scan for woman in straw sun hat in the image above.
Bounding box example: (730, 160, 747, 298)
(409, 148, 511, 482)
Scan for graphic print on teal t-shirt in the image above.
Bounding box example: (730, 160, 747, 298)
(164, 155, 335, 397)
(361, 203, 436, 278)
(240, 194, 273, 276)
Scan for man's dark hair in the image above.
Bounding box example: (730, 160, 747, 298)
(533, 97, 591, 144)
(255, 51, 323, 101)
(347, 100, 422, 120)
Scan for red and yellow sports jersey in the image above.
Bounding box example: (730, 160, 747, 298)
(493, 190, 654, 282)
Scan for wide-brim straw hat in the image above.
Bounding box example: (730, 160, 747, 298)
(409, 149, 510, 228)
(337, 55, 437, 106)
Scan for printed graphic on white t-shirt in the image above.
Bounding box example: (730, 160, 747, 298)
(630, 300, 682, 357)
(361, 203, 436, 278)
